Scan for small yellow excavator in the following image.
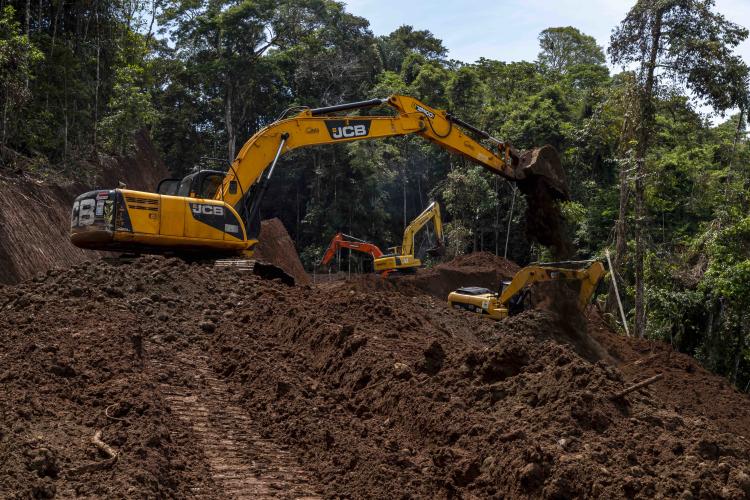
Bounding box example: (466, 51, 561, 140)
(70, 95, 566, 257)
(448, 261, 606, 320)
(373, 201, 444, 273)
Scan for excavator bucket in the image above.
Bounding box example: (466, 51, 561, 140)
(512, 145, 569, 200)
(427, 241, 446, 258)
(506, 144, 572, 258)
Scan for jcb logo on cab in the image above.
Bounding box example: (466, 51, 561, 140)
(191, 204, 224, 216)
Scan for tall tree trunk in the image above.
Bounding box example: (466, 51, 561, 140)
(606, 97, 634, 315)
(1, 92, 8, 147)
(402, 169, 407, 229)
(24, 0, 30, 89)
(494, 177, 499, 255)
(225, 78, 235, 162)
(633, 9, 663, 338)
(93, 2, 100, 148)
(724, 107, 745, 206)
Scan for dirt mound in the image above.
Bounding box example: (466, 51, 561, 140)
(588, 308, 750, 440)
(252, 218, 311, 285)
(211, 278, 750, 498)
(394, 251, 520, 299)
(3, 256, 750, 498)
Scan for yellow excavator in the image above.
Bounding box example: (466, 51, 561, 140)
(70, 95, 566, 257)
(373, 201, 444, 273)
(448, 261, 606, 320)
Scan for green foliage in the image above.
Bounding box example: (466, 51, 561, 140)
(538, 26, 605, 73)
(99, 64, 158, 155)
(0, 6, 43, 146)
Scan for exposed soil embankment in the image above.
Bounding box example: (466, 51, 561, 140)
(0, 132, 167, 284)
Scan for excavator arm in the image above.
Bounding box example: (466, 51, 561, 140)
(397, 201, 444, 257)
(320, 233, 384, 267)
(448, 261, 606, 320)
(70, 94, 566, 258)
(217, 95, 567, 238)
(498, 261, 606, 310)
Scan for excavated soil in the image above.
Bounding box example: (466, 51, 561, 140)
(252, 218, 311, 285)
(2, 250, 750, 498)
(588, 309, 750, 441)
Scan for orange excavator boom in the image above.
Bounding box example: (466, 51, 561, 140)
(320, 233, 385, 267)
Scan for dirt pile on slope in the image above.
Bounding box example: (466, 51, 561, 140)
(3, 256, 750, 498)
(252, 217, 310, 285)
(393, 251, 520, 299)
(211, 277, 750, 498)
(0, 132, 167, 285)
(588, 308, 750, 440)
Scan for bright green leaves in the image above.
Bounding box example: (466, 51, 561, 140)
(99, 64, 159, 155)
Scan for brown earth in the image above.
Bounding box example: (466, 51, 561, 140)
(588, 309, 750, 441)
(0, 132, 168, 285)
(2, 250, 750, 498)
(252, 218, 311, 285)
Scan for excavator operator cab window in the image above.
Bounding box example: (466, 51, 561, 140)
(176, 170, 225, 199)
(156, 178, 180, 195)
(499, 280, 511, 296)
(177, 175, 194, 197)
(199, 173, 223, 198)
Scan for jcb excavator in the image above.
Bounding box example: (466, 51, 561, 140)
(70, 95, 566, 257)
(373, 201, 444, 273)
(448, 261, 606, 320)
(320, 201, 444, 276)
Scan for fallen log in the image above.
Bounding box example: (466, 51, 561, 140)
(612, 373, 663, 399)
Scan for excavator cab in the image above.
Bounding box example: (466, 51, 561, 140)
(154, 170, 227, 199)
(501, 281, 530, 316)
(178, 170, 226, 199)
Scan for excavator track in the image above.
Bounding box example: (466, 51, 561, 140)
(150, 345, 319, 499)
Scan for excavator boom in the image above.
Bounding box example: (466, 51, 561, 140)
(320, 233, 384, 267)
(70, 95, 567, 258)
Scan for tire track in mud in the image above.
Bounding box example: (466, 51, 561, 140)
(151, 347, 319, 499)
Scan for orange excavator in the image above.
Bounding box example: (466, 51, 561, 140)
(319, 233, 386, 275)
